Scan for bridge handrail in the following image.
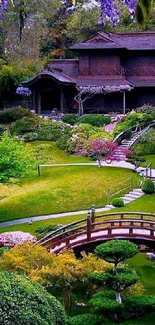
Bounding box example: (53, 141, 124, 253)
(38, 212, 155, 246)
(36, 217, 87, 244)
(95, 212, 155, 220)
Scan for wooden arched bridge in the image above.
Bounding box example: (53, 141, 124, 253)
(37, 211, 155, 254)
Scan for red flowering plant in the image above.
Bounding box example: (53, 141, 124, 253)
(75, 138, 131, 162)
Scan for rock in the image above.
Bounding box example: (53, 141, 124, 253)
(0, 231, 37, 247)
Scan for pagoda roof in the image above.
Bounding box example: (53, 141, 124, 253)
(70, 31, 155, 51)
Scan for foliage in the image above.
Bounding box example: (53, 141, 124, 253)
(0, 271, 66, 325)
(23, 132, 38, 142)
(0, 107, 32, 124)
(124, 295, 155, 318)
(132, 128, 155, 155)
(0, 247, 9, 256)
(0, 243, 108, 309)
(0, 63, 36, 105)
(94, 240, 139, 265)
(35, 224, 62, 236)
(62, 114, 78, 125)
(86, 240, 155, 323)
(38, 120, 71, 142)
(79, 114, 111, 127)
(0, 243, 54, 275)
(136, 104, 155, 119)
(114, 112, 153, 136)
(0, 131, 38, 182)
(89, 268, 138, 292)
(0, 124, 6, 135)
(142, 178, 155, 194)
(67, 123, 112, 154)
(66, 314, 102, 325)
(10, 116, 39, 135)
(111, 198, 125, 208)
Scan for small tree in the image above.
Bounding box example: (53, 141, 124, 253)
(88, 240, 155, 323)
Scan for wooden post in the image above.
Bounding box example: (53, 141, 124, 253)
(123, 91, 126, 115)
(60, 87, 64, 113)
(38, 92, 41, 115)
(91, 205, 96, 229)
(38, 165, 41, 177)
(87, 211, 92, 241)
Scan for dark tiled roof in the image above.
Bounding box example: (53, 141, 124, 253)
(70, 31, 155, 51)
(23, 67, 76, 86)
(127, 76, 155, 87)
(75, 77, 132, 87)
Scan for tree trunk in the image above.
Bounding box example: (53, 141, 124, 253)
(116, 292, 122, 304)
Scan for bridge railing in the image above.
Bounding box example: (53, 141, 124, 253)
(37, 210, 155, 250)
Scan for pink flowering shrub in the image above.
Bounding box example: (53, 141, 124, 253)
(0, 231, 37, 247)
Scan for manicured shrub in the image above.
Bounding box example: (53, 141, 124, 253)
(0, 271, 66, 325)
(37, 121, 69, 141)
(79, 114, 111, 127)
(111, 197, 125, 207)
(142, 178, 155, 194)
(23, 132, 38, 142)
(62, 114, 77, 125)
(0, 107, 32, 124)
(10, 116, 39, 135)
(67, 314, 101, 325)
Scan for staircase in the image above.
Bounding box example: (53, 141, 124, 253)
(104, 188, 144, 209)
(111, 126, 150, 161)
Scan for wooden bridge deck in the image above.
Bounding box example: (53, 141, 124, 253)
(36, 212, 155, 254)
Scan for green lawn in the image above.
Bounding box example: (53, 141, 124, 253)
(142, 155, 155, 169)
(0, 164, 140, 223)
(0, 193, 154, 237)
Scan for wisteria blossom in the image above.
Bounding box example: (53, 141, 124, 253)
(98, 0, 138, 26)
(16, 86, 32, 96)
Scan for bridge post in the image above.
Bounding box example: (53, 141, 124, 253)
(91, 205, 96, 229)
(87, 211, 92, 241)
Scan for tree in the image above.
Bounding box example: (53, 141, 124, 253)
(0, 243, 109, 310)
(0, 131, 38, 182)
(0, 271, 66, 325)
(87, 240, 155, 323)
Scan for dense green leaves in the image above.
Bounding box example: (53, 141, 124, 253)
(0, 131, 37, 182)
(89, 268, 139, 292)
(0, 271, 66, 325)
(94, 240, 139, 265)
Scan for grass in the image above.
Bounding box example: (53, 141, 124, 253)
(142, 155, 155, 169)
(112, 193, 155, 214)
(0, 158, 140, 222)
(0, 193, 155, 236)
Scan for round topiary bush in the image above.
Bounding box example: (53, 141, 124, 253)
(111, 198, 125, 207)
(0, 272, 66, 325)
(142, 178, 155, 194)
(67, 314, 101, 325)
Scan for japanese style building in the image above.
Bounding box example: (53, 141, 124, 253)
(24, 31, 155, 115)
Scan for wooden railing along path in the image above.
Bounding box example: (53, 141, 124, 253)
(36, 210, 155, 253)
